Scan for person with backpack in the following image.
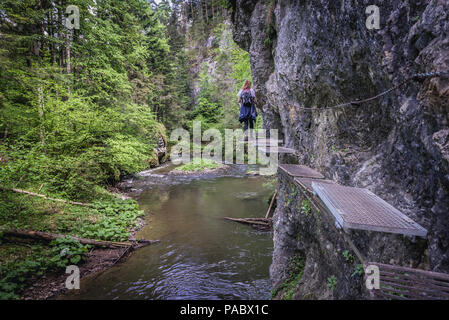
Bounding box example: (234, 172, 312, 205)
(237, 80, 257, 139)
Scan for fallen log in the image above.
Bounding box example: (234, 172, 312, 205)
(1, 228, 159, 248)
(3, 187, 94, 207)
(242, 217, 272, 222)
(224, 217, 271, 226)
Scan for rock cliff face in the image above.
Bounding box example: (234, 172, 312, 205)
(231, 0, 449, 298)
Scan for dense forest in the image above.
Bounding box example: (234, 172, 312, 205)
(0, 0, 252, 299)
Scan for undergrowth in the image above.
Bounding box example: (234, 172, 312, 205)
(0, 237, 90, 300)
(271, 255, 305, 300)
(175, 158, 222, 172)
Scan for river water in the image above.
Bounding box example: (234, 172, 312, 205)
(67, 165, 274, 299)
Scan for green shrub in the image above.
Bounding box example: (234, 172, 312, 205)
(175, 158, 222, 172)
(342, 250, 354, 263)
(76, 199, 144, 241)
(49, 236, 90, 268)
(327, 275, 337, 291)
(352, 264, 364, 277)
(0, 239, 88, 300)
(301, 199, 311, 216)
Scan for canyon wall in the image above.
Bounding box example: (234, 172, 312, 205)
(231, 0, 449, 298)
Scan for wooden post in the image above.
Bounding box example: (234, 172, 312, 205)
(265, 190, 277, 219)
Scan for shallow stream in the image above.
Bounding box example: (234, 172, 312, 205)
(67, 165, 274, 299)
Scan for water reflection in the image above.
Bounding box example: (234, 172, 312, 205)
(65, 174, 274, 300)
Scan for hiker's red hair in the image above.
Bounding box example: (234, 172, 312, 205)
(242, 80, 251, 90)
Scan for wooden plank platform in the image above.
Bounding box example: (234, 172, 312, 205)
(294, 177, 335, 193)
(250, 138, 283, 143)
(278, 164, 324, 179)
(252, 140, 283, 147)
(312, 182, 427, 237)
(257, 146, 296, 154)
(365, 262, 449, 300)
(241, 138, 283, 145)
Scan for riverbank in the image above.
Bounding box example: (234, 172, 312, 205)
(0, 186, 150, 300)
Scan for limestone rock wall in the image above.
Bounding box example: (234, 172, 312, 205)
(231, 0, 449, 298)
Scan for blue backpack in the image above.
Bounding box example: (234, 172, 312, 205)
(241, 89, 254, 107)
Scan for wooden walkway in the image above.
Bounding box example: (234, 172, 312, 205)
(257, 145, 296, 154)
(276, 160, 449, 299)
(364, 262, 449, 300)
(278, 164, 427, 237)
(312, 182, 427, 237)
(276, 163, 449, 299)
(279, 164, 324, 179)
(248, 138, 297, 155)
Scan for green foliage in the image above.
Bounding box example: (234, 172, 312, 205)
(0, 246, 50, 300)
(261, 178, 277, 191)
(301, 199, 311, 216)
(271, 255, 305, 300)
(175, 158, 222, 172)
(49, 236, 90, 268)
(342, 250, 355, 263)
(327, 275, 338, 291)
(0, 238, 88, 300)
(186, 22, 255, 133)
(352, 264, 365, 277)
(0, 0, 172, 201)
(264, 0, 277, 47)
(0, 195, 143, 299)
(77, 199, 144, 242)
(264, 24, 276, 47)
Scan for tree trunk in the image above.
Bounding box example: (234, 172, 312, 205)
(66, 31, 71, 74)
(6, 187, 93, 207)
(37, 87, 46, 147)
(2, 126, 8, 141)
(58, 0, 64, 69)
(66, 30, 71, 95)
(1, 228, 160, 248)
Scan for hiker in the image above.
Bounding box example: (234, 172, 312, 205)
(237, 80, 257, 139)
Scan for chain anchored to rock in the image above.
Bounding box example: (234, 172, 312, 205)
(294, 70, 449, 111)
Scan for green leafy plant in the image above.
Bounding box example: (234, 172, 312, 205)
(352, 264, 364, 277)
(0, 245, 51, 300)
(342, 250, 354, 263)
(327, 275, 337, 291)
(77, 199, 144, 242)
(301, 199, 311, 216)
(175, 158, 222, 172)
(272, 255, 305, 300)
(49, 236, 90, 268)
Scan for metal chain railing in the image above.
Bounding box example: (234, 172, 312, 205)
(294, 70, 449, 111)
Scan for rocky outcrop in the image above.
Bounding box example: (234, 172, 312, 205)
(153, 136, 167, 166)
(231, 0, 449, 299)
